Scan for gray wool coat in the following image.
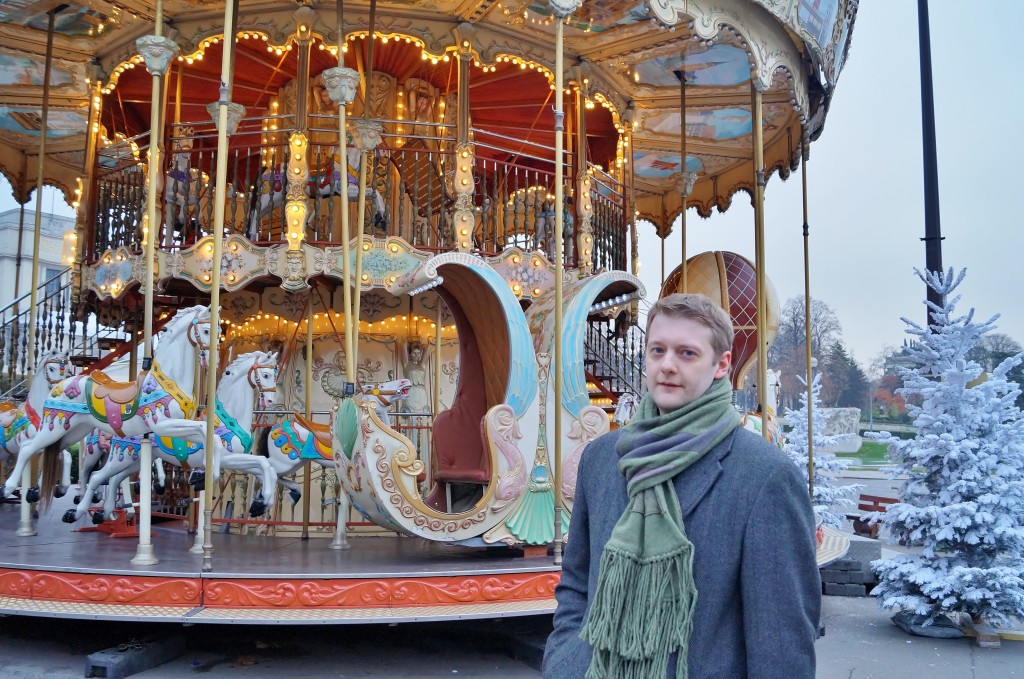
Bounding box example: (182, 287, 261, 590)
(543, 426, 820, 678)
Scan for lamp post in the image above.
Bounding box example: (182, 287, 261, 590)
(807, 356, 817, 501)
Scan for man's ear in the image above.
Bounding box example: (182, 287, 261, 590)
(714, 351, 732, 380)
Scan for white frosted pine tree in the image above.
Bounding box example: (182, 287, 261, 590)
(872, 268, 1024, 627)
(783, 373, 861, 529)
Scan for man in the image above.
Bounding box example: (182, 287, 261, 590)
(544, 293, 819, 678)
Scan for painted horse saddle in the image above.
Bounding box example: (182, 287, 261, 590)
(293, 412, 332, 448)
(0, 401, 18, 429)
(90, 371, 145, 405)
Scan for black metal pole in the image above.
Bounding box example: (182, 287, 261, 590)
(918, 0, 943, 325)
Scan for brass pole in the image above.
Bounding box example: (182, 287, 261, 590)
(203, 0, 239, 572)
(675, 67, 688, 293)
(133, 0, 168, 566)
(11, 183, 26, 385)
(351, 156, 368, 370)
(628, 133, 638, 277)
(301, 305, 314, 538)
(334, 0, 355, 383)
(801, 132, 814, 499)
(19, 7, 60, 538)
(751, 85, 769, 440)
(432, 301, 441, 485)
(552, 15, 566, 566)
(351, 0, 378, 372)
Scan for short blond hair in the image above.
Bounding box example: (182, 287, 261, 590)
(646, 293, 733, 357)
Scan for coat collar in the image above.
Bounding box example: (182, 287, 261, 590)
(678, 426, 739, 517)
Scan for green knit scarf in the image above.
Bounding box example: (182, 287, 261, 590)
(580, 377, 739, 679)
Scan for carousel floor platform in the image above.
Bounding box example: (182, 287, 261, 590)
(0, 500, 560, 625)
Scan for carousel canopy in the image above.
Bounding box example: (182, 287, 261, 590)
(0, 0, 856, 233)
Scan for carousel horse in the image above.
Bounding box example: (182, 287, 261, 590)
(0, 350, 74, 503)
(63, 350, 280, 524)
(74, 430, 167, 504)
(610, 392, 638, 430)
(1, 306, 213, 503)
(741, 368, 782, 445)
(164, 126, 209, 245)
(244, 144, 386, 241)
(256, 379, 412, 506)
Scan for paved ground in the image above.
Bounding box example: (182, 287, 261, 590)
(1, 470, 1020, 677)
(0, 594, 1021, 678)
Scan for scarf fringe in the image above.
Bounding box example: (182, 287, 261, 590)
(580, 545, 696, 677)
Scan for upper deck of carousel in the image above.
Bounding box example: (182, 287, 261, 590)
(0, 0, 856, 290)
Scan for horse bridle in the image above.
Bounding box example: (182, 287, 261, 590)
(43, 357, 67, 385)
(362, 384, 405, 408)
(248, 360, 278, 409)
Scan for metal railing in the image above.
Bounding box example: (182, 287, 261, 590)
(85, 118, 628, 271)
(584, 316, 645, 402)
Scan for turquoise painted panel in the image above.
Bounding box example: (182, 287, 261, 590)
(465, 263, 538, 417)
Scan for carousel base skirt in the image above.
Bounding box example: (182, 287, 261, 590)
(0, 500, 559, 625)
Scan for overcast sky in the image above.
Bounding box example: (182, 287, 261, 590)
(3, 2, 1022, 371)
(637, 0, 1024, 368)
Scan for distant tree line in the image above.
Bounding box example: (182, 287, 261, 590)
(761, 294, 1024, 423)
(764, 295, 868, 412)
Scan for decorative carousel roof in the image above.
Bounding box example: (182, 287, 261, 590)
(0, 0, 857, 232)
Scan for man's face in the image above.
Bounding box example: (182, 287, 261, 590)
(645, 314, 731, 415)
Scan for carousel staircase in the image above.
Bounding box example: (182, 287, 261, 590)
(0, 268, 73, 398)
(583, 317, 645, 415)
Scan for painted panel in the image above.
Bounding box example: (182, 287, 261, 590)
(0, 107, 87, 138)
(798, 0, 839, 48)
(0, 3, 114, 38)
(633, 45, 751, 88)
(0, 55, 74, 87)
(632, 152, 703, 180)
(644, 108, 752, 141)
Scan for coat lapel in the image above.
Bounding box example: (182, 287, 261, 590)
(677, 427, 739, 518)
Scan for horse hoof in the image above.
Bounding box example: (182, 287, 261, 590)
(91, 510, 106, 525)
(91, 492, 102, 504)
(154, 484, 166, 496)
(62, 509, 78, 524)
(25, 487, 40, 504)
(73, 495, 82, 504)
(53, 486, 67, 499)
(288, 490, 302, 505)
(249, 500, 267, 518)
(188, 470, 205, 489)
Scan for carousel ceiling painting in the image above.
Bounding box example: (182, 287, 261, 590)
(0, 0, 856, 230)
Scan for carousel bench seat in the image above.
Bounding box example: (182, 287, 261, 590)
(427, 409, 490, 512)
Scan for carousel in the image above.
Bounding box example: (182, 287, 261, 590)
(0, 0, 856, 623)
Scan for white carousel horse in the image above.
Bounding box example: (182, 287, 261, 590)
(257, 379, 411, 506)
(74, 430, 168, 504)
(63, 350, 280, 524)
(0, 350, 74, 503)
(244, 144, 386, 241)
(0, 305, 213, 503)
(164, 126, 209, 244)
(611, 392, 638, 429)
(741, 368, 782, 445)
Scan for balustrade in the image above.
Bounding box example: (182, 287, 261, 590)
(85, 118, 628, 273)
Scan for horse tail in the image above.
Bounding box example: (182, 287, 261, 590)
(38, 442, 63, 512)
(254, 425, 271, 459)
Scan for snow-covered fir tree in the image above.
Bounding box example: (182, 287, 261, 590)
(782, 373, 861, 529)
(871, 268, 1024, 627)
